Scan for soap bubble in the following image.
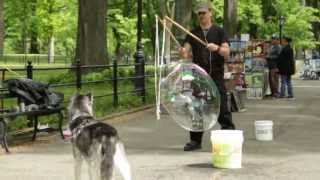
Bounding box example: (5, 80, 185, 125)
(161, 62, 220, 131)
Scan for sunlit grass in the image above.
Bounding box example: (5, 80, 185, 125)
(1, 64, 156, 131)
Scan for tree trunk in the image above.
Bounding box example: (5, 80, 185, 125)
(30, 0, 39, 54)
(112, 27, 121, 57)
(0, 0, 4, 58)
(123, 0, 129, 17)
(75, 0, 107, 65)
(174, 0, 192, 41)
(30, 32, 39, 54)
(48, 36, 54, 63)
(171, 0, 191, 62)
(223, 0, 237, 38)
(105, 1, 109, 64)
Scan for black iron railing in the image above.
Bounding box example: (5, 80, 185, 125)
(0, 60, 154, 107)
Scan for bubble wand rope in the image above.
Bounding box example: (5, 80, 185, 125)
(154, 15, 160, 120)
(157, 16, 167, 120)
(154, 15, 167, 120)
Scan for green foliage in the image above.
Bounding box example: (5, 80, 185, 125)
(238, 0, 264, 34)
(36, 0, 78, 55)
(3, 0, 319, 63)
(211, 0, 224, 25)
(4, 0, 77, 56)
(107, 9, 151, 57)
(4, 0, 33, 53)
(258, 0, 320, 49)
(47, 65, 146, 85)
(48, 71, 75, 84)
(108, 9, 137, 56)
(7, 117, 28, 132)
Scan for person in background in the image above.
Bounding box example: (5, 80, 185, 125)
(278, 37, 295, 99)
(180, 2, 235, 151)
(266, 34, 281, 98)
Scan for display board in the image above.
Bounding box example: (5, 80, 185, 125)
(245, 40, 269, 99)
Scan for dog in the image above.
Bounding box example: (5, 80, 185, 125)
(68, 93, 132, 180)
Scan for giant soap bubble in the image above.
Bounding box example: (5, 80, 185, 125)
(161, 61, 220, 131)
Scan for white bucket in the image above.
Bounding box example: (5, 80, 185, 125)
(210, 130, 244, 169)
(255, 120, 273, 141)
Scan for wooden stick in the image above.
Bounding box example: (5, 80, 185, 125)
(157, 17, 181, 48)
(165, 16, 207, 46)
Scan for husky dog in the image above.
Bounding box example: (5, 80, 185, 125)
(68, 93, 131, 180)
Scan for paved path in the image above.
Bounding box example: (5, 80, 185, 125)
(1, 80, 320, 180)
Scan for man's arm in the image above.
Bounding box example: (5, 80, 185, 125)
(206, 42, 230, 61)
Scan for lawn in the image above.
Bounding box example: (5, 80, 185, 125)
(0, 62, 156, 131)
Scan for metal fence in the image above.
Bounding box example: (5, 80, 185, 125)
(0, 54, 72, 65)
(0, 60, 154, 107)
(0, 54, 154, 65)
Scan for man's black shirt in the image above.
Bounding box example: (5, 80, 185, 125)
(185, 25, 228, 80)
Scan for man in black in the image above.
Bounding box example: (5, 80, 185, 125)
(180, 3, 235, 151)
(278, 37, 295, 99)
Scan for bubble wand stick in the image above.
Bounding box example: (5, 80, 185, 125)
(165, 16, 207, 46)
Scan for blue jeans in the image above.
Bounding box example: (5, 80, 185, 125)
(280, 75, 293, 97)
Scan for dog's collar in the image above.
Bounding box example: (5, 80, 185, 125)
(69, 115, 94, 131)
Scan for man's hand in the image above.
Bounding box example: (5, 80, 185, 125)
(179, 43, 192, 59)
(208, 42, 230, 61)
(179, 47, 188, 59)
(206, 43, 220, 52)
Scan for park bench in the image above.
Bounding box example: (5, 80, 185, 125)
(0, 92, 65, 153)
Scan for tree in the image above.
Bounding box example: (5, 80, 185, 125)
(108, 9, 137, 58)
(261, 0, 276, 21)
(4, 0, 32, 54)
(223, 0, 238, 38)
(75, 0, 107, 65)
(237, 0, 263, 38)
(306, 0, 320, 50)
(0, 0, 4, 58)
(29, 0, 39, 54)
(272, 0, 319, 52)
(3, 0, 77, 57)
(174, 0, 192, 40)
(37, 0, 74, 63)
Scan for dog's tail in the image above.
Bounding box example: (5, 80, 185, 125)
(114, 141, 132, 180)
(100, 136, 116, 180)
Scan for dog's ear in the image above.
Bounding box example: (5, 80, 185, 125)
(86, 92, 93, 103)
(70, 92, 77, 102)
(72, 91, 80, 98)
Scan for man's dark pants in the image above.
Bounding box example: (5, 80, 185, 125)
(269, 68, 279, 96)
(189, 78, 235, 144)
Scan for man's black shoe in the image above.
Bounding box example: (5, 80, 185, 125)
(221, 126, 236, 130)
(183, 141, 201, 151)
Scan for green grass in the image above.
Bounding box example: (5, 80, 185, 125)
(2, 67, 156, 132)
(0, 54, 71, 66)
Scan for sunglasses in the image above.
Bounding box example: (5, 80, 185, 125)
(198, 11, 207, 15)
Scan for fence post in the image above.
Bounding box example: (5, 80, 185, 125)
(113, 59, 118, 107)
(26, 61, 33, 79)
(76, 59, 82, 90)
